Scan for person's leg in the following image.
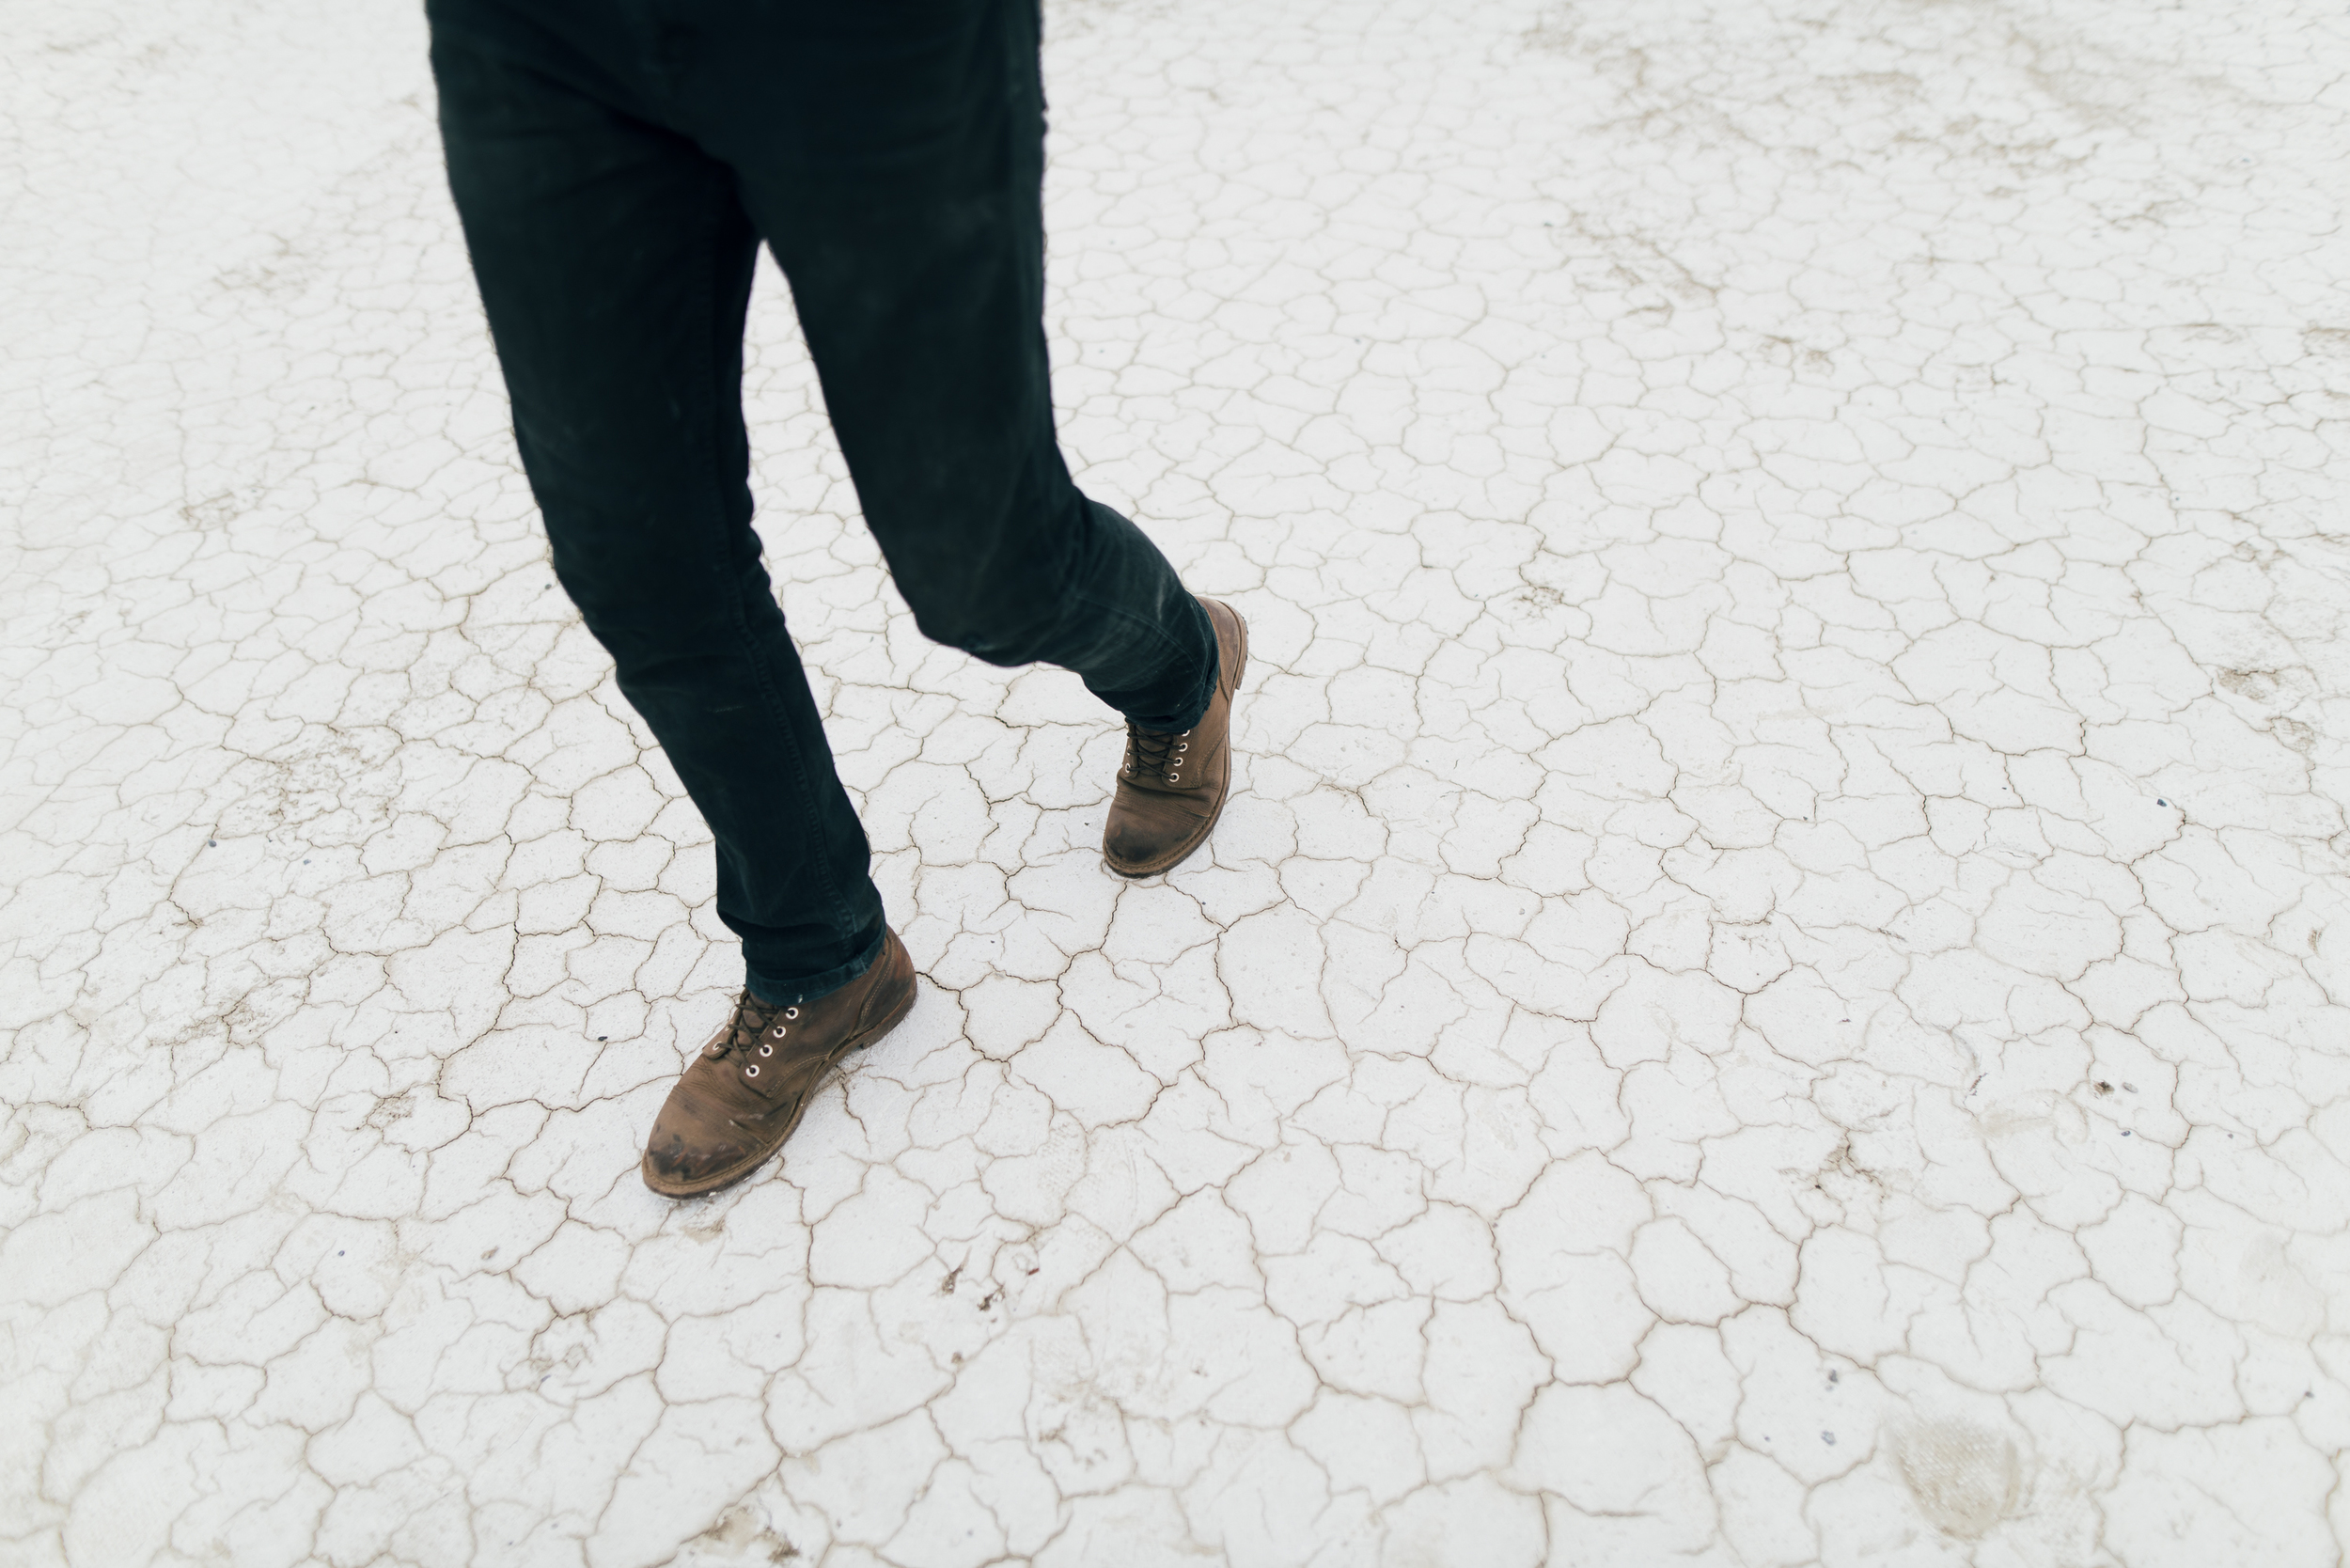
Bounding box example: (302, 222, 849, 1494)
(429, 19, 885, 1002)
(679, 0, 1221, 735)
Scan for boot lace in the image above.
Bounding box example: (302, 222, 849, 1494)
(1125, 724, 1193, 785)
(701, 992, 801, 1075)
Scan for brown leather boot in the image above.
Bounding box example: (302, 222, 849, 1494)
(640, 929, 916, 1198)
(1103, 597, 1248, 878)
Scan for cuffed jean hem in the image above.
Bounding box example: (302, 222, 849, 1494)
(1098, 588, 1218, 733)
(744, 921, 885, 1008)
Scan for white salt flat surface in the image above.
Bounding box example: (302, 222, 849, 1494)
(7, 0, 2350, 1563)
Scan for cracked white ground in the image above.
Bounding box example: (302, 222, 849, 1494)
(6, 0, 2349, 1563)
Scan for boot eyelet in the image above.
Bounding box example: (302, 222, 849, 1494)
(759, 1043, 773, 1057)
(784, 1008, 799, 1019)
(744, 1064, 760, 1077)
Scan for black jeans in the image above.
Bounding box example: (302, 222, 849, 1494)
(427, 0, 1217, 1002)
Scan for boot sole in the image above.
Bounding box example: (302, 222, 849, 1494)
(639, 970, 917, 1200)
(1107, 601, 1248, 879)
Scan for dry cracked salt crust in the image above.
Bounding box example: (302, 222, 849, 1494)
(4, 0, 2349, 1562)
